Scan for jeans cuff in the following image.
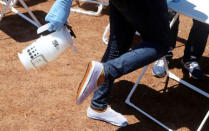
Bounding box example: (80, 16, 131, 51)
(90, 103, 107, 111)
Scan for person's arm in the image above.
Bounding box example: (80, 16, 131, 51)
(45, 0, 73, 31)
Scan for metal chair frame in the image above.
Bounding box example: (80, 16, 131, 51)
(124, 12, 209, 131)
(71, 0, 109, 16)
(0, 0, 41, 27)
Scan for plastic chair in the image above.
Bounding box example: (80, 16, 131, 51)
(124, 0, 209, 130)
(0, 0, 41, 27)
(71, 0, 109, 16)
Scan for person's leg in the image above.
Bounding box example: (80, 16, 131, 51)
(152, 11, 180, 77)
(78, 0, 170, 105)
(80, 3, 135, 127)
(167, 14, 179, 60)
(183, 19, 209, 79)
(104, 0, 170, 79)
(183, 19, 209, 62)
(104, 41, 169, 80)
(77, 0, 170, 126)
(90, 3, 135, 111)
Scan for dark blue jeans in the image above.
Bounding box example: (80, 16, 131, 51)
(166, 17, 209, 62)
(91, 0, 170, 110)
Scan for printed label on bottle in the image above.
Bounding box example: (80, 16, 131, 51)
(31, 55, 48, 68)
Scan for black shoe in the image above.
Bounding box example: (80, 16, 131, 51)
(183, 61, 204, 80)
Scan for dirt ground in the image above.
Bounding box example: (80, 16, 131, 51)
(0, 0, 209, 131)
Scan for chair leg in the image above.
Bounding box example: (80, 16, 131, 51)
(167, 71, 209, 98)
(102, 23, 110, 44)
(197, 110, 209, 131)
(125, 65, 173, 131)
(162, 56, 209, 98)
(18, 0, 41, 27)
(0, 0, 13, 21)
(0, 0, 41, 27)
(11, 0, 17, 5)
(125, 65, 149, 103)
(102, 24, 141, 45)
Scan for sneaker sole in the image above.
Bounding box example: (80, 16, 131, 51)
(87, 115, 127, 127)
(76, 61, 103, 104)
(183, 68, 199, 80)
(189, 72, 199, 80)
(87, 112, 127, 127)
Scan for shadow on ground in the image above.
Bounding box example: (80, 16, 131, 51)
(0, 10, 47, 42)
(108, 80, 209, 131)
(168, 56, 209, 88)
(16, 0, 48, 7)
(177, 36, 187, 45)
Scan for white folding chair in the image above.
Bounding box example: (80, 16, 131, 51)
(71, 0, 109, 16)
(0, 0, 41, 27)
(125, 0, 209, 130)
(102, 23, 109, 44)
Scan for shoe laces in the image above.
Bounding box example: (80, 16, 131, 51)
(155, 59, 165, 67)
(185, 61, 199, 70)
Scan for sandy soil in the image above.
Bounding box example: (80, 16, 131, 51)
(0, 0, 209, 131)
